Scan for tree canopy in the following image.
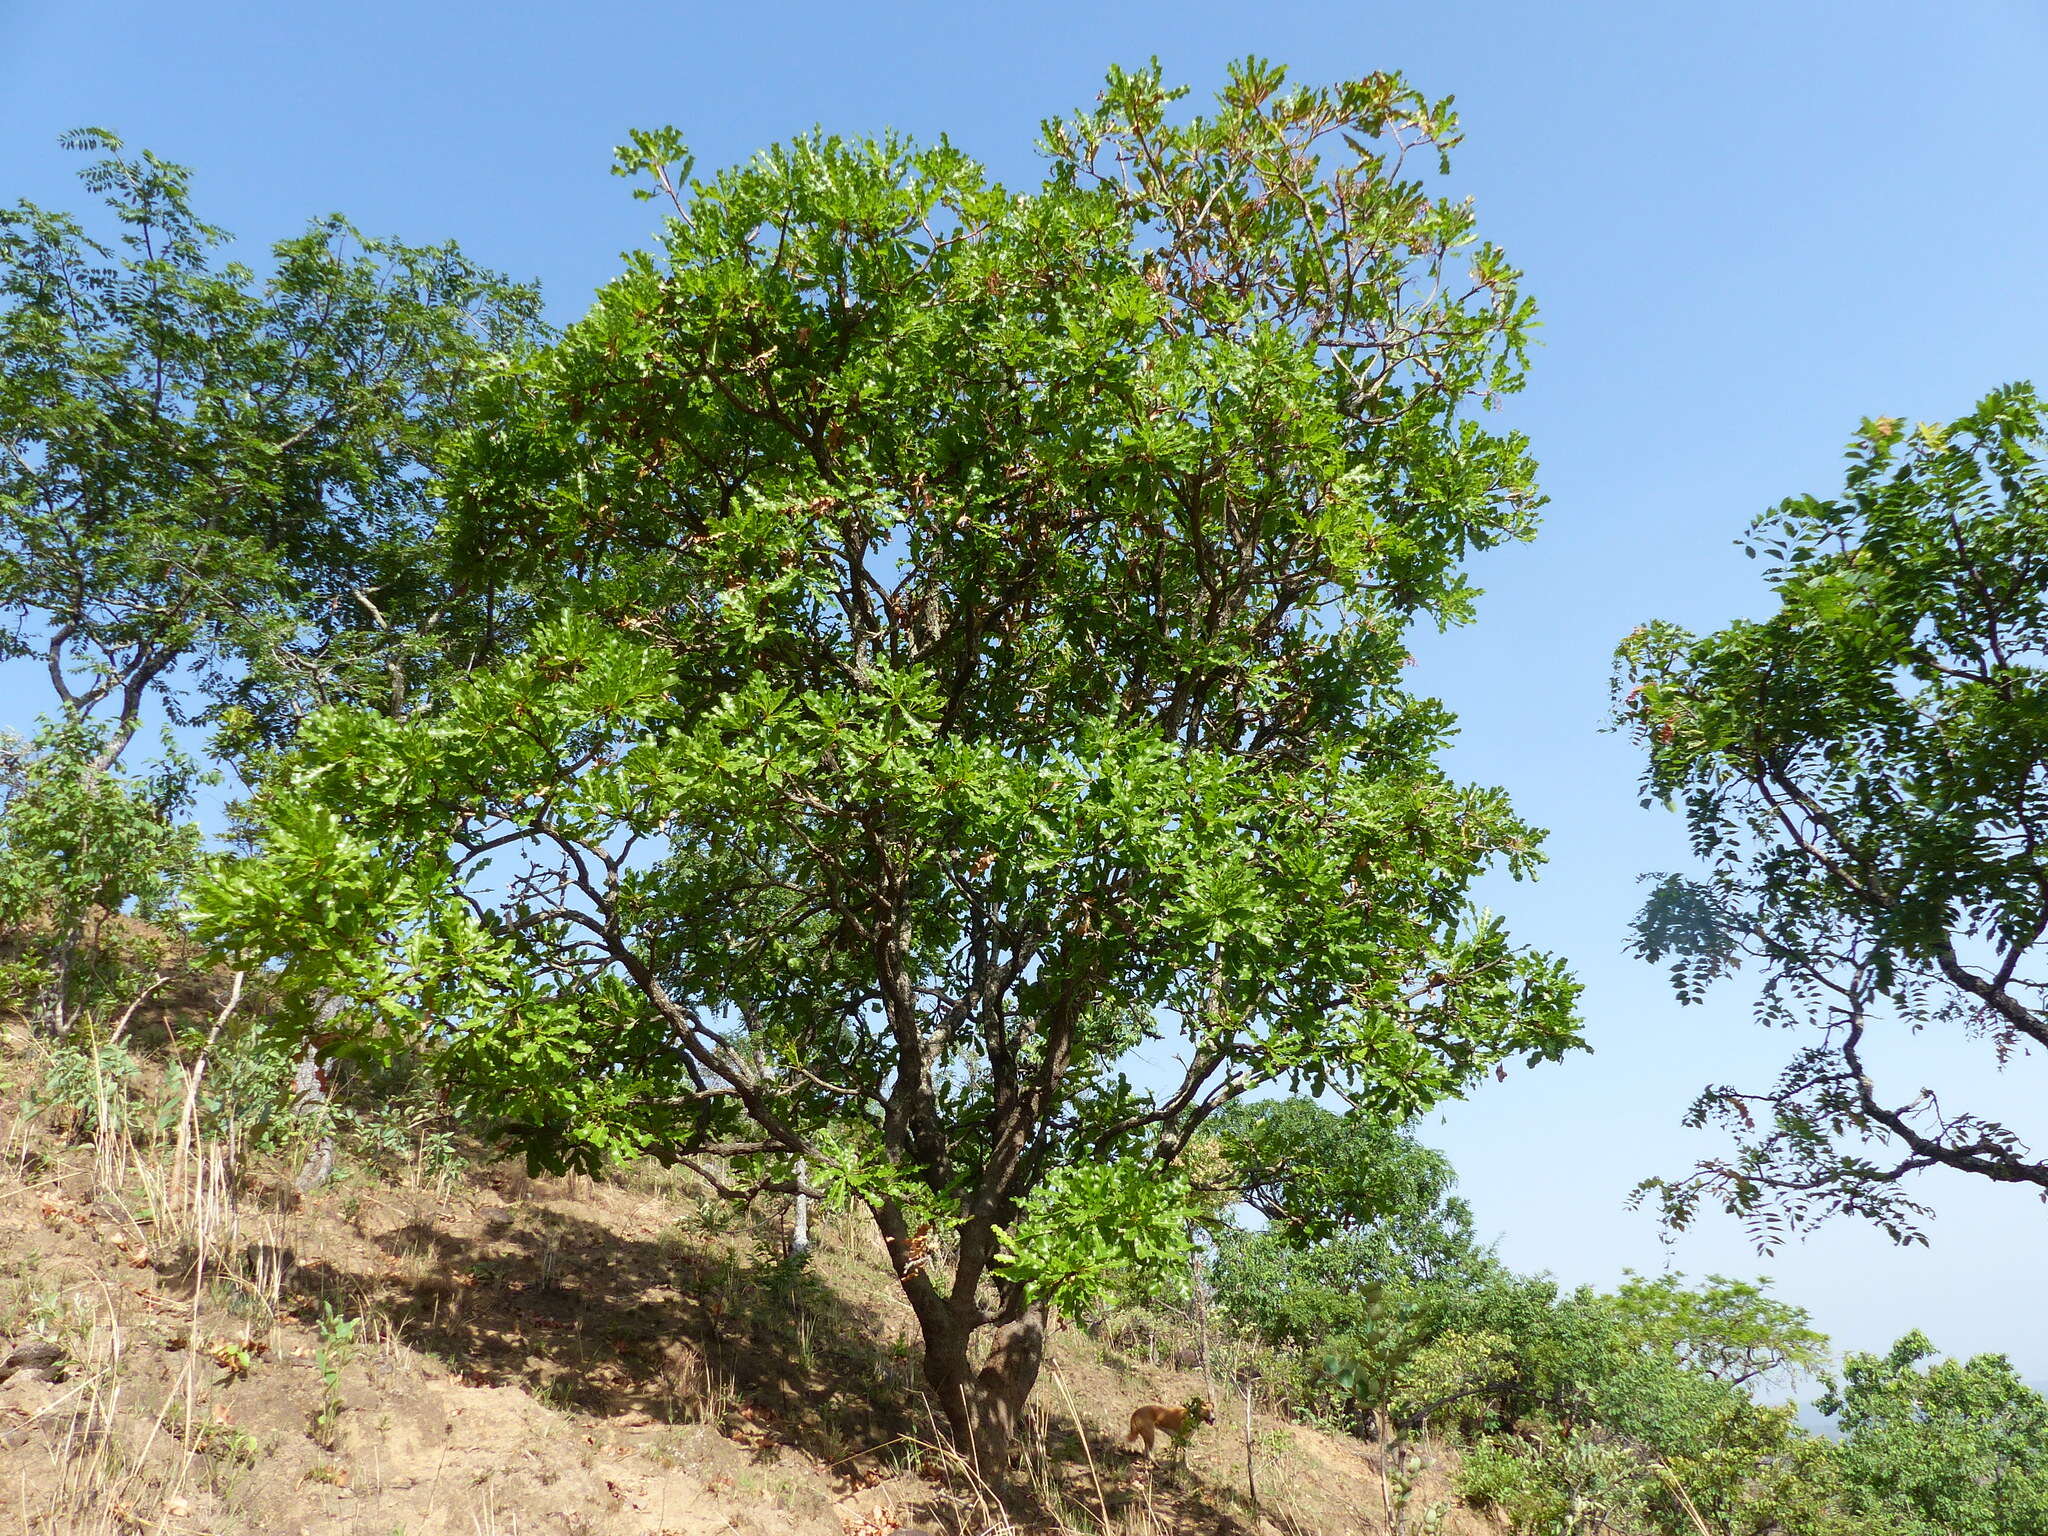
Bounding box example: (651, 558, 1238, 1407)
(0, 129, 544, 767)
(1606, 1270, 1828, 1391)
(1204, 1096, 1476, 1250)
(1619, 385, 2048, 1243)
(197, 60, 1578, 1465)
(1823, 1331, 2048, 1536)
(0, 129, 544, 1036)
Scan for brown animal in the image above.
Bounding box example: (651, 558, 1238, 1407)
(1123, 1396, 1214, 1456)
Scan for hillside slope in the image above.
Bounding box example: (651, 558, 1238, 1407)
(0, 1023, 1498, 1536)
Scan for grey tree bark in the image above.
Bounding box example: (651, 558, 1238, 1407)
(291, 995, 342, 1192)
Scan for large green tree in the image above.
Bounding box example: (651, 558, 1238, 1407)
(200, 62, 1578, 1467)
(1619, 385, 2048, 1243)
(0, 130, 544, 767)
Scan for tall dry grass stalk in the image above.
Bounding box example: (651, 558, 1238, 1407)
(20, 970, 296, 1531)
(904, 1393, 1009, 1536)
(3, 1282, 214, 1536)
(1047, 1358, 1115, 1535)
(84, 1035, 131, 1202)
(167, 972, 242, 1204)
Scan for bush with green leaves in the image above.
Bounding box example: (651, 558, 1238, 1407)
(0, 714, 205, 1030)
(1195, 1109, 1917, 1534)
(1205, 1104, 1489, 1401)
(1421, 1287, 1856, 1535)
(1825, 1331, 2048, 1536)
(1455, 1435, 1657, 1536)
(27, 1035, 142, 1140)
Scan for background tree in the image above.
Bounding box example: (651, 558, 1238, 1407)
(0, 130, 542, 1039)
(1203, 1096, 1480, 1253)
(1206, 1101, 1488, 1376)
(1618, 384, 2048, 1243)
(1606, 1270, 1828, 1391)
(1824, 1331, 2048, 1536)
(1196, 1114, 1844, 1533)
(0, 129, 544, 768)
(199, 61, 1579, 1469)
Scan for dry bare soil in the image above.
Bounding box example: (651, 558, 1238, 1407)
(0, 1022, 1497, 1536)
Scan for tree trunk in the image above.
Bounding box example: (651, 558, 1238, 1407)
(291, 996, 340, 1193)
(922, 1305, 1048, 1483)
(291, 1040, 336, 1192)
(35, 926, 79, 1036)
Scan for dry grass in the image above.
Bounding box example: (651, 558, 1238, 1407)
(0, 1012, 1497, 1536)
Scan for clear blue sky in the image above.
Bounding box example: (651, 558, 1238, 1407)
(6, 0, 2048, 1383)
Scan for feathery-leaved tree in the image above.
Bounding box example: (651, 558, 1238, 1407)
(198, 61, 1579, 1468)
(0, 130, 544, 766)
(1620, 385, 2048, 1245)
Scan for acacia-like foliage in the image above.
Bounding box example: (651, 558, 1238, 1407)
(1619, 384, 2048, 1244)
(0, 131, 544, 765)
(199, 61, 1579, 1461)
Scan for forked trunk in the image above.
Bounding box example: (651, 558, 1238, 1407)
(923, 1306, 1048, 1482)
